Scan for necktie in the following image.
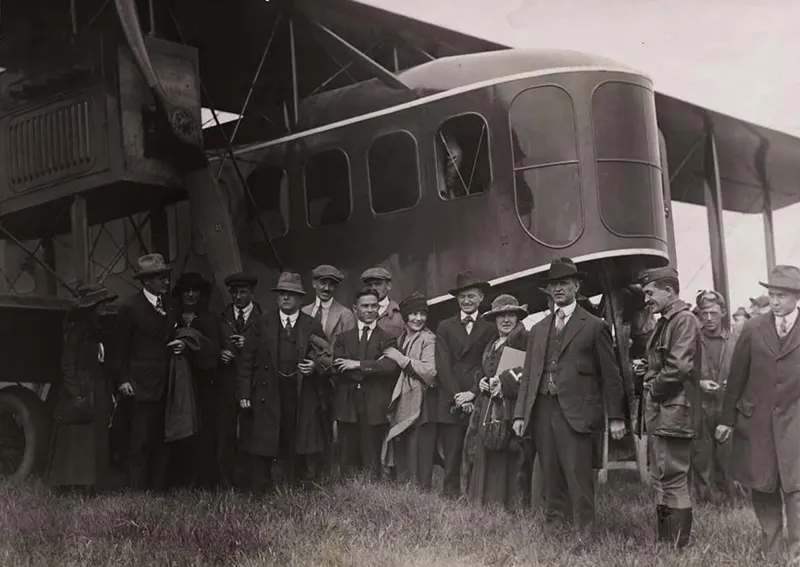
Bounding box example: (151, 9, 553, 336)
(359, 325, 370, 359)
(314, 304, 324, 323)
(463, 315, 474, 335)
(555, 309, 566, 333)
(236, 309, 246, 331)
(155, 296, 165, 316)
(285, 317, 293, 336)
(779, 316, 789, 338)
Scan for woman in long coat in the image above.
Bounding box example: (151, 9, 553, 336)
(465, 294, 529, 509)
(46, 283, 118, 491)
(382, 292, 438, 489)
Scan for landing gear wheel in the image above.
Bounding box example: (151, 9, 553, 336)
(0, 387, 51, 481)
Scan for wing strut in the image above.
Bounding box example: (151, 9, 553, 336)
(112, 0, 243, 291)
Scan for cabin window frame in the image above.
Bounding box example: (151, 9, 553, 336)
(508, 84, 585, 249)
(244, 163, 291, 240)
(302, 147, 354, 229)
(590, 79, 665, 240)
(367, 129, 423, 216)
(434, 111, 493, 202)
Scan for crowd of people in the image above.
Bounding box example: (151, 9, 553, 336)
(44, 252, 800, 562)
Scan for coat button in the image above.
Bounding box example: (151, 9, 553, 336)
(261, 398, 266, 403)
(261, 382, 267, 387)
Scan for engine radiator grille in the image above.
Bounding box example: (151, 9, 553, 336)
(7, 99, 95, 191)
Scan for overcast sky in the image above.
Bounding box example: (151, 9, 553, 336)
(362, 0, 800, 309)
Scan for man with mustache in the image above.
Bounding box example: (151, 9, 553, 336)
(637, 266, 701, 548)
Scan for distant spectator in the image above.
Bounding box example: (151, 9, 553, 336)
(749, 295, 771, 316)
(732, 307, 750, 338)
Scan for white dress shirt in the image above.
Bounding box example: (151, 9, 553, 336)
(357, 320, 377, 342)
(776, 308, 799, 337)
(554, 300, 577, 326)
(282, 310, 300, 329)
(143, 288, 165, 315)
(236, 302, 254, 324)
(314, 297, 333, 329)
(461, 310, 478, 335)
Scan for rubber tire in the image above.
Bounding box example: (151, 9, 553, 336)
(0, 386, 51, 481)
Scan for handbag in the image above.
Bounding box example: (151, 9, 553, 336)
(481, 395, 510, 452)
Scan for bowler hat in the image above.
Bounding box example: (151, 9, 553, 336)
(225, 272, 258, 288)
(360, 267, 392, 282)
(448, 271, 491, 296)
(539, 257, 586, 283)
(172, 272, 211, 296)
(482, 294, 528, 320)
(74, 283, 118, 310)
(272, 271, 306, 295)
(312, 264, 344, 283)
(759, 265, 800, 292)
(133, 253, 171, 279)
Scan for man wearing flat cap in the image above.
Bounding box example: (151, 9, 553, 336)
(303, 265, 356, 345)
(237, 271, 331, 492)
(513, 258, 625, 534)
(716, 265, 800, 562)
(217, 272, 262, 490)
(112, 253, 183, 491)
(435, 270, 496, 498)
(360, 267, 404, 339)
(636, 266, 700, 548)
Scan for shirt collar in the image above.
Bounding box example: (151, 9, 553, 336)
(143, 288, 160, 307)
(555, 301, 576, 318)
(460, 310, 478, 322)
(281, 310, 300, 326)
(378, 296, 390, 314)
(237, 303, 254, 318)
(662, 298, 690, 320)
(317, 297, 333, 310)
(778, 308, 799, 327)
(358, 320, 376, 332)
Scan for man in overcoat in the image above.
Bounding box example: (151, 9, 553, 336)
(435, 271, 496, 498)
(237, 272, 330, 492)
(360, 267, 404, 339)
(512, 258, 626, 532)
(113, 253, 184, 491)
(717, 265, 800, 561)
(332, 287, 399, 477)
(218, 272, 262, 490)
(637, 266, 700, 548)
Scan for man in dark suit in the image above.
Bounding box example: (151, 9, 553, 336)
(237, 272, 330, 492)
(113, 253, 184, 491)
(332, 287, 399, 478)
(513, 258, 626, 532)
(218, 272, 262, 490)
(435, 271, 496, 498)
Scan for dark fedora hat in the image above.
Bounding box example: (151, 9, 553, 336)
(74, 282, 118, 310)
(759, 264, 800, 293)
(448, 270, 491, 297)
(538, 257, 586, 283)
(171, 272, 212, 296)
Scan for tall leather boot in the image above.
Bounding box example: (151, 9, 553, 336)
(671, 508, 693, 549)
(656, 505, 671, 542)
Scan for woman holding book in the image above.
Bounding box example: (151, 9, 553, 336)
(465, 294, 529, 508)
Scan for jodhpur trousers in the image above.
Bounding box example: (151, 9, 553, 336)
(649, 435, 692, 509)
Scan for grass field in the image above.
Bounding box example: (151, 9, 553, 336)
(0, 473, 769, 566)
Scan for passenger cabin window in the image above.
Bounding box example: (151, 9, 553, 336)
(369, 131, 420, 214)
(592, 82, 665, 238)
(510, 87, 583, 247)
(436, 114, 491, 200)
(246, 165, 289, 239)
(304, 149, 352, 227)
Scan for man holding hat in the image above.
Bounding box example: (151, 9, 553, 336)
(360, 266, 404, 339)
(435, 270, 496, 498)
(513, 258, 625, 533)
(218, 272, 262, 490)
(636, 266, 700, 548)
(237, 272, 331, 491)
(112, 253, 183, 491)
(302, 265, 356, 344)
(717, 265, 800, 562)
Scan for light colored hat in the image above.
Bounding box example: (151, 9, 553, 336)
(133, 253, 171, 279)
(482, 294, 528, 320)
(272, 271, 306, 295)
(312, 264, 344, 282)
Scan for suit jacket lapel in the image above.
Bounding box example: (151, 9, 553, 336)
(778, 313, 800, 359)
(460, 317, 486, 357)
(326, 302, 343, 338)
(558, 307, 586, 358)
(758, 314, 780, 357)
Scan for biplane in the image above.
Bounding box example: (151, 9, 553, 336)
(0, 0, 798, 483)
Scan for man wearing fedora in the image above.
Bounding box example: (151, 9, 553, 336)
(636, 266, 700, 548)
(237, 271, 331, 491)
(361, 267, 404, 339)
(435, 271, 496, 498)
(513, 258, 626, 533)
(113, 253, 184, 491)
(218, 272, 262, 490)
(717, 265, 800, 562)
